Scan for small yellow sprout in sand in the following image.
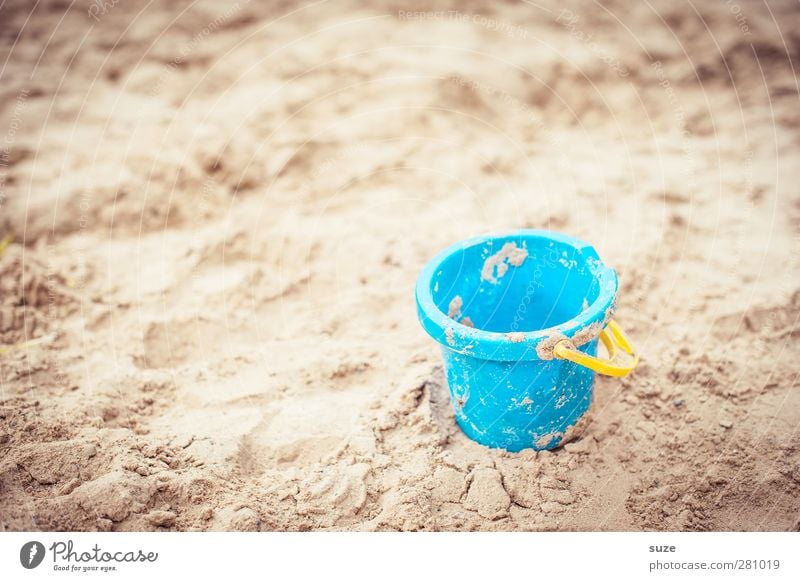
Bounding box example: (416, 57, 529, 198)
(0, 233, 12, 257)
(0, 333, 57, 356)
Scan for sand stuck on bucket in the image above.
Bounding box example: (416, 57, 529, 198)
(480, 242, 529, 283)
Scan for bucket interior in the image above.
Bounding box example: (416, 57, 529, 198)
(432, 238, 601, 333)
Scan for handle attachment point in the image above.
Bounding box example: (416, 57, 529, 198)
(552, 320, 639, 377)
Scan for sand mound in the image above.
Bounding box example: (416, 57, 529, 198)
(0, 245, 75, 344)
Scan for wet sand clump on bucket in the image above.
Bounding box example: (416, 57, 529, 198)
(570, 321, 605, 347)
(535, 432, 562, 449)
(481, 242, 528, 283)
(535, 333, 569, 360)
(560, 415, 591, 446)
(447, 296, 463, 318)
(535, 414, 591, 451)
(447, 295, 474, 328)
(536, 321, 604, 360)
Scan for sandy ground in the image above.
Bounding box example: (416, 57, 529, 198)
(1, 0, 799, 531)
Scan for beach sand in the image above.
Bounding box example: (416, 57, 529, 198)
(1, 0, 798, 531)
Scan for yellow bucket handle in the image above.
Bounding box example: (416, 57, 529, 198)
(552, 320, 639, 377)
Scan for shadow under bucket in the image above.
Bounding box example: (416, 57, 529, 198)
(415, 230, 638, 452)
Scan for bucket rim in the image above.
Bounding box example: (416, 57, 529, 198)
(415, 229, 618, 361)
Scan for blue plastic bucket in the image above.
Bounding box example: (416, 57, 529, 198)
(415, 230, 625, 452)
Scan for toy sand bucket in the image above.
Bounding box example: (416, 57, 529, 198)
(415, 230, 639, 451)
